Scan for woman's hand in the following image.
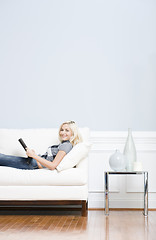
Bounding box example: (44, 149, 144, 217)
(26, 148, 36, 158)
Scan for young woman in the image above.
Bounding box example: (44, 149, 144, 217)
(0, 121, 82, 170)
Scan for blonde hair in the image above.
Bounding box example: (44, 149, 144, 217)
(58, 121, 82, 146)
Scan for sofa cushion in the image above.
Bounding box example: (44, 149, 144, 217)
(56, 142, 91, 172)
(0, 129, 59, 157)
(0, 128, 90, 157)
(0, 166, 87, 186)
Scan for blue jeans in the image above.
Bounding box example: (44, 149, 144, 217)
(0, 153, 39, 170)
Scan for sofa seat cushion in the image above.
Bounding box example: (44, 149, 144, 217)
(0, 167, 87, 186)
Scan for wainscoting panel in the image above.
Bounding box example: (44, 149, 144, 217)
(88, 131, 156, 209)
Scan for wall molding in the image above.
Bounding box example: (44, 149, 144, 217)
(90, 131, 156, 152)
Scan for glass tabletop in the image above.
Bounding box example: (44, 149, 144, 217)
(104, 171, 147, 174)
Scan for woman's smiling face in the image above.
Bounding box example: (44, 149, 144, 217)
(59, 124, 73, 142)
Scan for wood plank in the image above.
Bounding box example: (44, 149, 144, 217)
(0, 210, 155, 240)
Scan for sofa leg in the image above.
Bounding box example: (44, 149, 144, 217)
(82, 200, 87, 217)
(86, 200, 88, 210)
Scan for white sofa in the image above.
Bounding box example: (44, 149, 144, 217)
(0, 128, 90, 216)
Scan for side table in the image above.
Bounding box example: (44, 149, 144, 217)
(104, 171, 148, 216)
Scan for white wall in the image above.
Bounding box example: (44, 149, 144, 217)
(0, 0, 156, 130)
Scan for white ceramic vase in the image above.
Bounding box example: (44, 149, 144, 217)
(123, 128, 137, 171)
(109, 150, 126, 171)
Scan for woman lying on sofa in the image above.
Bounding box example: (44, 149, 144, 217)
(0, 121, 82, 170)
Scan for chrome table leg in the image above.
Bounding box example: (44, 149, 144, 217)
(144, 171, 148, 216)
(105, 172, 109, 215)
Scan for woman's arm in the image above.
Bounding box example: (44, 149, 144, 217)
(26, 148, 66, 170)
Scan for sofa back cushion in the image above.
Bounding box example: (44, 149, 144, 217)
(0, 129, 59, 157)
(0, 128, 90, 160)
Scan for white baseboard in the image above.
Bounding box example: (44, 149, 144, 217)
(88, 199, 156, 209)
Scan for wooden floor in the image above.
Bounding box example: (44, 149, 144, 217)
(0, 210, 156, 240)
